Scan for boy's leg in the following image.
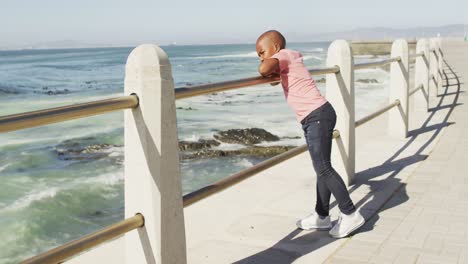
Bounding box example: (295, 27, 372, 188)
(316, 180, 331, 217)
(305, 109, 356, 215)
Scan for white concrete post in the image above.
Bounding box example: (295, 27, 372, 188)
(326, 40, 355, 186)
(388, 39, 409, 138)
(437, 37, 444, 84)
(124, 44, 187, 264)
(414, 39, 430, 111)
(429, 38, 439, 97)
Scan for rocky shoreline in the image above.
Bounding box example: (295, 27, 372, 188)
(54, 128, 301, 163)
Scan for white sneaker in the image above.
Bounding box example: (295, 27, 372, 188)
(296, 212, 332, 230)
(329, 211, 365, 238)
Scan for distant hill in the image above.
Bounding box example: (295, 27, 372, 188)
(300, 24, 466, 41)
(1, 24, 466, 50)
(0, 40, 116, 51)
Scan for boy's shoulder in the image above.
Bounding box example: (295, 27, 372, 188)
(279, 48, 302, 57)
(279, 49, 302, 59)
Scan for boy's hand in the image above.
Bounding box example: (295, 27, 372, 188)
(258, 58, 280, 86)
(258, 58, 279, 77)
(267, 73, 281, 86)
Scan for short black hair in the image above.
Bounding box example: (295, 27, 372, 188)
(257, 30, 286, 49)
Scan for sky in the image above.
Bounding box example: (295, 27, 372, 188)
(1, 0, 467, 48)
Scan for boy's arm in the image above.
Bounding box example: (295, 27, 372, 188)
(258, 58, 279, 77)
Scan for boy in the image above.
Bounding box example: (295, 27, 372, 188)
(256, 30, 365, 238)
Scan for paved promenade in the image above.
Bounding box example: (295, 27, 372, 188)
(70, 39, 467, 264)
(326, 40, 468, 263)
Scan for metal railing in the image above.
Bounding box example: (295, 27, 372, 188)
(354, 57, 401, 70)
(0, 95, 139, 133)
(175, 66, 340, 99)
(4, 65, 343, 263)
(183, 130, 340, 207)
(410, 52, 425, 59)
(2, 37, 443, 263)
(355, 100, 401, 128)
(21, 214, 144, 264)
(409, 84, 424, 96)
(181, 56, 405, 207)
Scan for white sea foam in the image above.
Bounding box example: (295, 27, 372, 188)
(2, 188, 58, 212)
(189, 52, 258, 59)
(0, 163, 9, 172)
(303, 55, 323, 61)
(211, 142, 247, 151)
(182, 134, 201, 142)
(85, 171, 123, 186)
(304, 48, 324, 53)
(235, 158, 253, 168)
(102, 146, 123, 157)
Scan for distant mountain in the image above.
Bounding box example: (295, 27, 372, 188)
(0, 40, 117, 51)
(1, 24, 466, 50)
(300, 24, 466, 41)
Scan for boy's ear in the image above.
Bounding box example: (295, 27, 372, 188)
(274, 43, 281, 52)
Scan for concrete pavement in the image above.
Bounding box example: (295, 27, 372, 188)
(325, 39, 468, 264)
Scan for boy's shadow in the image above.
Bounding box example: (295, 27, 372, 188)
(233, 60, 461, 263)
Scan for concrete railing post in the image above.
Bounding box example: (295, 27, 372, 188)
(429, 38, 439, 97)
(437, 37, 444, 83)
(388, 39, 409, 138)
(414, 39, 430, 111)
(326, 40, 355, 186)
(124, 44, 187, 264)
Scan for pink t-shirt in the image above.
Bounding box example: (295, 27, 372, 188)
(271, 49, 327, 123)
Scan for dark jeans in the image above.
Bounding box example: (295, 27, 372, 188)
(301, 101, 356, 216)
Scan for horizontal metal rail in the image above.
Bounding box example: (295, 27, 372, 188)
(354, 57, 401, 70)
(183, 130, 340, 207)
(409, 84, 424, 96)
(410, 52, 425, 59)
(355, 100, 400, 128)
(0, 95, 139, 133)
(175, 66, 340, 100)
(21, 214, 144, 264)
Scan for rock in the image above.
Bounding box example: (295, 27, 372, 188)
(0, 88, 21, 94)
(315, 77, 326, 83)
(213, 128, 280, 145)
(55, 141, 120, 161)
(180, 145, 296, 160)
(176, 106, 197, 111)
(356, 78, 379, 84)
(281, 136, 301, 139)
(179, 139, 220, 151)
(38, 88, 71, 96)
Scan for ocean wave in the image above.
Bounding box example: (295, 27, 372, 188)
(303, 55, 323, 61)
(0, 163, 9, 172)
(211, 142, 247, 151)
(84, 171, 123, 186)
(181, 134, 202, 142)
(1, 171, 123, 213)
(235, 158, 254, 168)
(187, 52, 258, 60)
(2, 188, 58, 212)
(304, 48, 324, 53)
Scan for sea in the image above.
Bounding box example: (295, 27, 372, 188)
(0, 42, 390, 263)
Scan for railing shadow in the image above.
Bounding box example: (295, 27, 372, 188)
(331, 57, 462, 232)
(233, 58, 462, 264)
